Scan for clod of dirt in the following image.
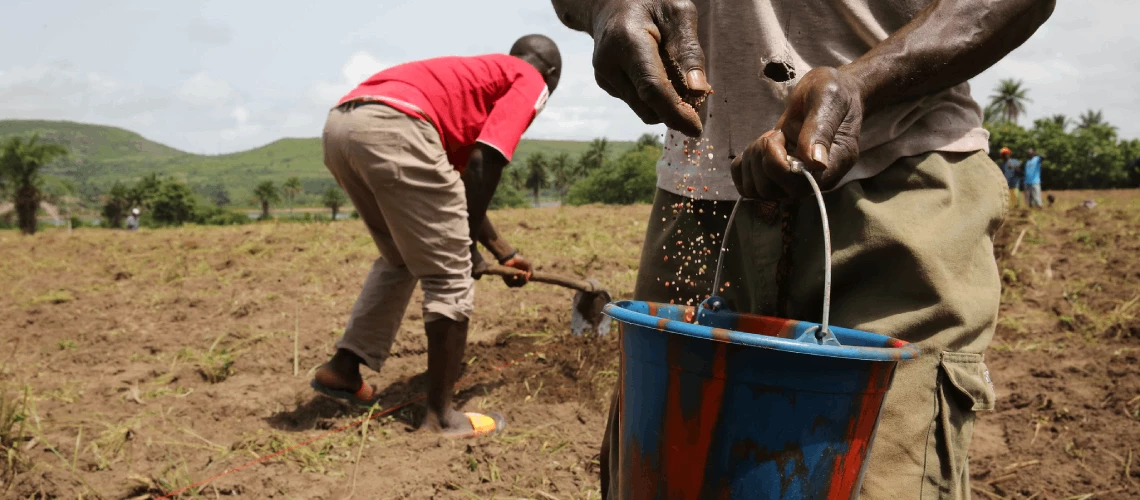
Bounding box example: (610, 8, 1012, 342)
(763, 60, 796, 83)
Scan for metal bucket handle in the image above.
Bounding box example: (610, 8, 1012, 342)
(710, 156, 840, 347)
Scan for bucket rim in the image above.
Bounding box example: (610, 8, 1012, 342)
(603, 300, 920, 362)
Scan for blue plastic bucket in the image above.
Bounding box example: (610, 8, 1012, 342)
(603, 163, 921, 499)
(604, 298, 918, 499)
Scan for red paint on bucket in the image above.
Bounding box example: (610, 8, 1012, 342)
(662, 338, 728, 497)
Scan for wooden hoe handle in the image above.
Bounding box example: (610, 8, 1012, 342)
(483, 264, 599, 294)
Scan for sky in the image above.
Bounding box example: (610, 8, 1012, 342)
(0, 0, 1136, 155)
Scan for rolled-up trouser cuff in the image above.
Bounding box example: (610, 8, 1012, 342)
(421, 274, 475, 323)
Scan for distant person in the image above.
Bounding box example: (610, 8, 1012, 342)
(1024, 147, 1044, 208)
(125, 208, 140, 231)
(999, 147, 1023, 208)
(311, 35, 562, 439)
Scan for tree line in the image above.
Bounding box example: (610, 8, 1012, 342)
(1, 134, 354, 235)
(985, 79, 1140, 189)
(491, 133, 663, 209)
(5, 80, 1139, 235)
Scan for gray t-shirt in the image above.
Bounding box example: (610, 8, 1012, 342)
(658, 0, 990, 200)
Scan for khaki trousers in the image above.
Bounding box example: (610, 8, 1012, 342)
(602, 150, 1006, 499)
(322, 102, 475, 372)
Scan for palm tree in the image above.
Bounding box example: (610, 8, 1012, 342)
(636, 133, 662, 149)
(579, 138, 610, 176)
(0, 134, 69, 235)
(282, 176, 302, 216)
(548, 152, 574, 203)
(987, 79, 1031, 124)
(524, 152, 549, 207)
(1049, 114, 1072, 132)
(322, 187, 347, 220)
(1077, 109, 1116, 132)
(505, 164, 527, 191)
(252, 180, 280, 220)
(102, 181, 131, 228)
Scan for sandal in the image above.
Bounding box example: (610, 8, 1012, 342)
(443, 412, 507, 439)
(310, 379, 380, 408)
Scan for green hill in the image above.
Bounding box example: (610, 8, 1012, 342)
(0, 120, 636, 207)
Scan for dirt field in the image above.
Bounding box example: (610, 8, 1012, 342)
(1, 191, 1138, 499)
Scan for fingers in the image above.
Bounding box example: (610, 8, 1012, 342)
(592, 10, 704, 137)
(595, 71, 663, 125)
(758, 131, 804, 198)
(657, 0, 710, 95)
(733, 130, 801, 200)
(625, 52, 703, 136)
(730, 154, 748, 197)
(791, 81, 844, 173)
(775, 67, 862, 189)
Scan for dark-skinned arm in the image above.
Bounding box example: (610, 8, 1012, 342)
(732, 0, 1057, 199)
(463, 143, 507, 246)
(463, 144, 532, 287)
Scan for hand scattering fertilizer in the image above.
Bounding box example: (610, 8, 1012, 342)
(602, 159, 920, 499)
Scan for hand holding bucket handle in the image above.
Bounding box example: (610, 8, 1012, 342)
(711, 155, 841, 346)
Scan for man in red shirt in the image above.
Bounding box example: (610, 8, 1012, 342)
(311, 35, 561, 438)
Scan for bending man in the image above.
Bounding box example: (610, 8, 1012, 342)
(312, 35, 562, 438)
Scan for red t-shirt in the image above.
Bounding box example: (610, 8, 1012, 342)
(338, 54, 549, 170)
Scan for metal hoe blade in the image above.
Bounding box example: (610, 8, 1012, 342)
(571, 279, 612, 337)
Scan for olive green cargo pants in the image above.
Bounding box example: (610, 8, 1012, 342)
(601, 150, 1006, 499)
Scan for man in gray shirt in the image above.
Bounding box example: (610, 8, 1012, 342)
(551, 0, 1054, 497)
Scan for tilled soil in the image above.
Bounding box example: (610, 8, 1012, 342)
(969, 190, 1140, 500)
(1, 192, 1137, 499)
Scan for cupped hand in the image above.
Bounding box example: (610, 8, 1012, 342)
(730, 67, 864, 200)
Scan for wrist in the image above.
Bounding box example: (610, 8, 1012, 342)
(836, 62, 878, 113)
(497, 249, 519, 265)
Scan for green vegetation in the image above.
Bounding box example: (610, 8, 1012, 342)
(986, 113, 1140, 189)
(322, 186, 347, 219)
(986, 78, 1031, 124)
(1, 386, 31, 483)
(984, 80, 1139, 189)
(282, 176, 302, 215)
(567, 145, 660, 206)
(1, 134, 70, 234)
(252, 181, 280, 220)
(0, 120, 636, 210)
(491, 135, 659, 208)
(524, 152, 549, 206)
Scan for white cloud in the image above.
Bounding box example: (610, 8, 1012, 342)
(307, 51, 393, 108)
(0, 63, 165, 122)
(1, 0, 1135, 156)
(342, 51, 389, 87)
(219, 105, 261, 141)
(177, 72, 233, 107)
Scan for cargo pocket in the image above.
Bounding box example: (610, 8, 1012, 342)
(347, 129, 402, 188)
(928, 351, 997, 499)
